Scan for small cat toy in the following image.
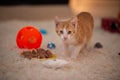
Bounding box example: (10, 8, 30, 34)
(16, 26, 42, 49)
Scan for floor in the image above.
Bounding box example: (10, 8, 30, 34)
(0, 5, 73, 21)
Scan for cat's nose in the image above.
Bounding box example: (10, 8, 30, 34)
(63, 37, 67, 40)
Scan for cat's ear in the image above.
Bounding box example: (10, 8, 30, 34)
(71, 17, 78, 28)
(54, 16, 60, 27)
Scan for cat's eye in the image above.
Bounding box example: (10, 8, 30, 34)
(60, 30, 63, 34)
(68, 31, 71, 34)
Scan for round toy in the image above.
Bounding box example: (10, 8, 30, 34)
(16, 26, 42, 49)
(47, 42, 56, 49)
(94, 42, 103, 48)
(40, 29, 47, 35)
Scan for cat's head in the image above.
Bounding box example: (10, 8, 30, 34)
(55, 16, 78, 41)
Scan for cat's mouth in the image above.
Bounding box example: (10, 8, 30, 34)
(61, 35, 70, 41)
(62, 37, 68, 41)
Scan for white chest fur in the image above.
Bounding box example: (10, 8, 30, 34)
(64, 37, 76, 45)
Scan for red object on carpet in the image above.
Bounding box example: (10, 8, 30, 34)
(16, 26, 42, 49)
(101, 18, 120, 33)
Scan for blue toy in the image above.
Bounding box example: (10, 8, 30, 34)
(47, 42, 56, 49)
(40, 29, 47, 35)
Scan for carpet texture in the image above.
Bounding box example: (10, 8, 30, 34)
(0, 18, 120, 80)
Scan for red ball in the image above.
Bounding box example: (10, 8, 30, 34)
(16, 26, 42, 49)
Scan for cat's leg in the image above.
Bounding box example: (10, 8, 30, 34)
(63, 43, 70, 57)
(81, 43, 87, 52)
(71, 44, 83, 60)
(84, 39, 92, 51)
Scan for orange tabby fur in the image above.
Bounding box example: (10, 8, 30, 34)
(55, 12, 94, 59)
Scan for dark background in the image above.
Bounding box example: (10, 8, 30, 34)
(0, 0, 68, 5)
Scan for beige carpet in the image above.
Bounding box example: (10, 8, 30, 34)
(0, 18, 120, 80)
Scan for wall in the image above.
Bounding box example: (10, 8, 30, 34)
(69, 0, 120, 17)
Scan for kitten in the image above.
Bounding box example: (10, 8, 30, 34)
(55, 12, 94, 59)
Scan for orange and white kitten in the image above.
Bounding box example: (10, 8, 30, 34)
(55, 12, 94, 59)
